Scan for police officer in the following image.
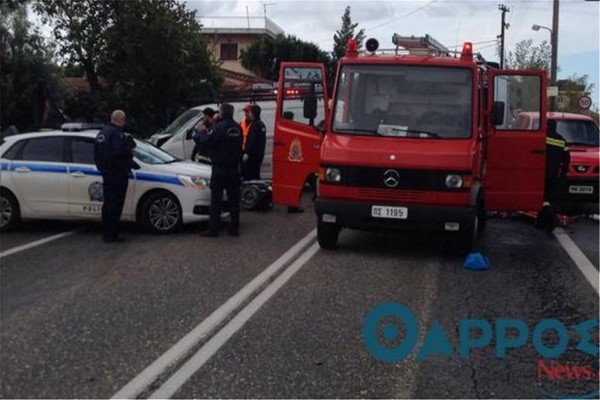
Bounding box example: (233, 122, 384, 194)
(94, 110, 136, 242)
(201, 103, 243, 237)
(536, 119, 570, 232)
(242, 104, 267, 181)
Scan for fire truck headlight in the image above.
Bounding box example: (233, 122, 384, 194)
(325, 168, 342, 183)
(445, 174, 463, 188)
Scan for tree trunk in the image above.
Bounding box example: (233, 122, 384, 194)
(83, 59, 100, 94)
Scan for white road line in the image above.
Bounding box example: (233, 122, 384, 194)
(554, 227, 599, 295)
(0, 230, 77, 259)
(111, 229, 317, 400)
(148, 242, 321, 399)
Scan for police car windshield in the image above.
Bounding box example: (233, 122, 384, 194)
(556, 120, 599, 147)
(164, 109, 202, 135)
(332, 65, 472, 139)
(134, 139, 179, 164)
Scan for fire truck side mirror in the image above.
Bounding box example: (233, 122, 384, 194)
(303, 94, 318, 121)
(492, 101, 505, 126)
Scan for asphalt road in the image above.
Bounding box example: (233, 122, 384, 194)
(1, 197, 598, 399)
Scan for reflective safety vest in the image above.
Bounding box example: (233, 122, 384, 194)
(240, 118, 251, 151)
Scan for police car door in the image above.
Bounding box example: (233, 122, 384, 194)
(66, 136, 104, 216)
(9, 136, 69, 214)
(484, 70, 547, 212)
(273, 62, 329, 207)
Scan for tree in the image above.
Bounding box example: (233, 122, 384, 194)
(506, 39, 551, 72)
(332, 6, 365, 64)
(99, 0, 221, 133)
(1, 1, 63, 131)
(33, 0, 114, 95)
(556, 74, 595, 114)
(240, 34, 332, 82)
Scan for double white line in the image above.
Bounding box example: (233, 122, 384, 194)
(112, 230, 319, 399)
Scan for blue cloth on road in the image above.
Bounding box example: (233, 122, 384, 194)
(464, 252, 490, 270)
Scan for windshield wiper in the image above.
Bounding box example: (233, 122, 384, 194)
(336, 128, 382, 136)
(404, 129, 442, 138)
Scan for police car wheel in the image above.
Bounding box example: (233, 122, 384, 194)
(241, 185, 260, 210)
(0, 190, 20, 231)
(317, 219, 339, 249)
(142, 192, 182, 233)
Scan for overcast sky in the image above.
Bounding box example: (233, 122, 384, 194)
(186, 0, 600, 110)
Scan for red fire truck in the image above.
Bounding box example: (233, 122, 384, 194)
(272, 34, 548, 252)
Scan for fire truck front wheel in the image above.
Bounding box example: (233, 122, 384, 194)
(450, 215, 478, 255)
(318, 220, 340, 249)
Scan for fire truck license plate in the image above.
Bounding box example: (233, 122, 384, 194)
(371, 206, 408, 219)
(569, 185, 594, 194)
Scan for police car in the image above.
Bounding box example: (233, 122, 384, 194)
(0, 126, 222, 233)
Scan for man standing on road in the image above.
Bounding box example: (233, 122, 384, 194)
(201, 103, 243, 237)
(94, 110, 136, 243)
(242, 104, 266, 181)
(240, 103, 252, 151)
(536, 119, 570, 233)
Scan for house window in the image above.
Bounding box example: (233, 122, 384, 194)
(220, 43, 238, 61)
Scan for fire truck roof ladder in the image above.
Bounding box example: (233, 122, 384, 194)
(391, 34, 450, 56)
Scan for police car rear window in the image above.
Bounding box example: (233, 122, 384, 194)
(2, 140, 25, 160)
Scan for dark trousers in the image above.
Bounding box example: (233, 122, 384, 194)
(242, 158, 261, 181)
(209, 167, 241, 233)
(102, 176, 128, 240)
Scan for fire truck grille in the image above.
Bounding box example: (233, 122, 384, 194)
(353, 188, 431, 202)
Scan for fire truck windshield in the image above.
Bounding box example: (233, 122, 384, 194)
(332, 65, 473, 139)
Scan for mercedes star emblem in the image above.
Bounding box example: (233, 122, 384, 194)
(383, 169, 400, 188)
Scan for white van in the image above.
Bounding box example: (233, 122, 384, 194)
(156, 100, 276, 180)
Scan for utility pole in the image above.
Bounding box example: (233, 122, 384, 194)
(550, 0, 559, 111)
(498, 4, 510, 68)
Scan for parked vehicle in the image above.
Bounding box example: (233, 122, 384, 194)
(272, 35, 549, 252)
(153, 100, 281, 181)
(512, 111, 599, 209)
(0, 127, 226, 233)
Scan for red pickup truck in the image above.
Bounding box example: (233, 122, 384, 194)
(513, 112, 599, 211)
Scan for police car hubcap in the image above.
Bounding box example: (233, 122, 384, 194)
(149, 198, 179, 230)
(1, 197, 11, 227)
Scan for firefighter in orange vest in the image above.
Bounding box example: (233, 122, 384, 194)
(240, 104, 252, 152)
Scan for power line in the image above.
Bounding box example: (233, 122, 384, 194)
(446, 38, 498, 49)
(365, 0, 441, 32)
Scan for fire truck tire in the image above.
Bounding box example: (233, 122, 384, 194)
(317, 220, 339, 249)
(476, 194, 487, 232)
(446, 215, 477, 255)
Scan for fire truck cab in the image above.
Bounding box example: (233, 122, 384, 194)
(273, 35, 548, 252)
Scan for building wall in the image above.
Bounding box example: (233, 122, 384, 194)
(205, 33, 257, 75)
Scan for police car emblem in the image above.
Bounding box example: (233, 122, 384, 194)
(288, 139, 304, 162)
(88, 181, 104, 201)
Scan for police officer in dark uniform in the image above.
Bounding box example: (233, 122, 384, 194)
(201, 103, 243, 237)
(94, 110, 136, 242)
(242, 104, 267, 181)
(536, 119, 570, 232)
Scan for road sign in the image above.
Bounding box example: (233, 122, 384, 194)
(578, 95, 592, 110)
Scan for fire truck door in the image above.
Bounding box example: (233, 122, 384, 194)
(273, 62, 329, 207)
(484, 70, 547, 212)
